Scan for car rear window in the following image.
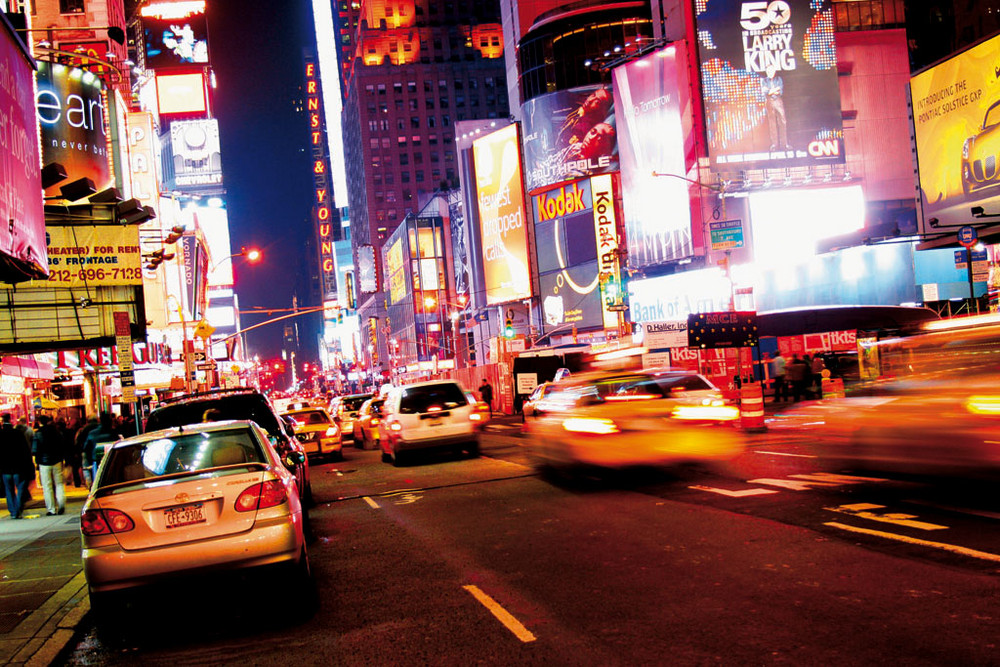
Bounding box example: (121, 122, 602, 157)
(399, 383, 468, 414)
(286, 409, 329, 425)
(341, 395, 373, 412)
(99, 429, 265, 487)
(146, 395, 281, 435)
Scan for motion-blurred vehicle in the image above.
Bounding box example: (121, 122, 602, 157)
(524, 370, 742, 478)
(145, 388, 312, 505)
(82, 421, 312, 626)
(380, 380, 483, 465)
(352, 398, 384, 449)
(330, 393, 374, 444)
(523, 382, 557, 417)
(281, 407, 342, 461)
(784, 317, 1000, 479)
(962, 98, 1000, 194)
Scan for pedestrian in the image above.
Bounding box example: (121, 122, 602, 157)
(0, 413, 35, 519)
(32, 414, 66, 515)
(15, 416, 34, 448)
(74, 415, 98, 487)
(84, 412, 119, 488)
(810, 354, 827, 398)
(479, 379, 494, 417)
(771, 351, 787, 403)
(785, 354, 810, 403)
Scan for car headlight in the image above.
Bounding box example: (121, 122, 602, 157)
(965, 395, 1000, 415)
(325, 426, 339, 437)
(671, 405, 740, 421)
(963, 138, 972, 160)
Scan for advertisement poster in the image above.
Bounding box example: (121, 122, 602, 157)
(910, 32, 1000, 227)
(520, 84, 618, 193)
(35, 61, 112, 198)
(613, 42, 696, 267)
(696, 0, 844, 170)
(33, 225, 142, 287)
(0, 28, 47, 281)
(532, 178, 602, 332)
(473, 124, 532, 304)
(357, 244, 378, 293)
(170, 119, 222, 187)
(155, 72, 207, 116)
(143, 13, 210, 70)
(385, 237, 406, 305)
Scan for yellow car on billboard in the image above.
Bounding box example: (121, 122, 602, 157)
(962, 98, 1000, 194)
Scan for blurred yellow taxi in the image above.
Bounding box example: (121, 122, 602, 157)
(281, 407, 342, 461)
(524, 370, 743, 478)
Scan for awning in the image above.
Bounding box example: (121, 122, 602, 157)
(757, 305, 941, 337)
(916, 223, 1000, 251)
(1, 356, 55, 380)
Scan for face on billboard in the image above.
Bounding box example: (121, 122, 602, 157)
(613, 43, 695, 267)
(696, 0, 843, 170)
(473, 124, 532, 304)
(911, 33, 1000, 227)
(156, 72, 207, 115)
(35, 62, 111, 198)
(1, 30, 46, 280)
(520, 85, 618, 193)
(143, 14, 210, 69)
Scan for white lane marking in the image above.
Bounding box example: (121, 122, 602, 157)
(463, 584, 537, 643)
(689, 485, 780, 497)
(824, 521, 1000, 563)
(754, 450, 817, 459)
(825, 503, 948, 531)
(363, 496, 380, 509)
(749, 472, 888, 491)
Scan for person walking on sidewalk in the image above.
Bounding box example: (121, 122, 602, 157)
(771, 351, 787, 403)
(479, 379, 494, 417)
(84, 412, 118, 487)
(0, 413, 35, 519)
(32, 415, 66, 515)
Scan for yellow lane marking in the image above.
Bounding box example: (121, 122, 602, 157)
(824, 521, 1000, 563)
(754, 450, 817, 458)
(689, 485, 779, 497)
(363, 496, 380, 509)
(824, 503, 947, 530)
(463, 584, 537, 643)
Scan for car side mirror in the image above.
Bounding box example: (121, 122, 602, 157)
(284, 451, 306, 468)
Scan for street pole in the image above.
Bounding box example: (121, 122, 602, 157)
(966, 246, 979, 315)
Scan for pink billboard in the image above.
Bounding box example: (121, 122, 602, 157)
(0, 26, 47, 282)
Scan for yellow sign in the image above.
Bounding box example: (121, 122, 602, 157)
(31, 225, 143, 287)
(193, 320, 215, 339)
(386, 238, 406, 305)
(473, 124, 532, 305)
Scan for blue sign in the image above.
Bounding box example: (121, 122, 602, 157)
(957, 225, 977, 247)
(708, 219, 745, 251)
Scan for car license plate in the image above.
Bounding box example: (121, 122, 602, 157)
(164, 503, 206, 529)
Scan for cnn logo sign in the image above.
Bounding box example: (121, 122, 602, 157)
(807, 139, 840, 157)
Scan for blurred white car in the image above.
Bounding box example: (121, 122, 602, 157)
(525, 370, 743, 478)
(380, 380, 483, 465)
(81, 420, 312, 626)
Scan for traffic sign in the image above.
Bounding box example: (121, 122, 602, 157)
(196, 361, 217, 371)
(957, 225, 978, 247)
(708, 219, 745, 251)
(184, 351, 207, 362)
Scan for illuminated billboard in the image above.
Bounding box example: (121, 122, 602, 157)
(127, 112, 159, 208)
(695, 0, 844, 170)
(385, 237, 406, 305)
(473, 124, 532, 304)
(169, 119, 222, 187)
(357, 244, 378, 293)
(613, 42, 696, 266)
(520, 84, 618, 193)
(910, 32, 1000, 227)
(143, 13, 210, 70)
(305, 58, 338, 301)
(35, 61, 112, 198)
(40, 225, 143, 287)
(155, 72, 207, 116)
(1, 27, 47, 282)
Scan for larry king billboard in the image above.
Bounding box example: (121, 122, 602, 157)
(696, 0, 844, 170)
(911, 32, 1000, 228)
(142, 13, 210, 70)
(520, 84, 618, 194)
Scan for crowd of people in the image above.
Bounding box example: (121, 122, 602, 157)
(0, 410, 125, 520)
(768, 351, 828, 403)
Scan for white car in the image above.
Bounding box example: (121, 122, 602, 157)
(81, 420, 312, 627)
(380, 380, 483, 466)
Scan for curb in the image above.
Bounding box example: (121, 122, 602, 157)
(4, 572, 89, 666)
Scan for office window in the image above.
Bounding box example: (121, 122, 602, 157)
(381, 137, 390, 148)
(424, 81, 432, 93)
(60, 0, 86, 13)
(393, 82, 403, 94)
(377, 83, 386, 95)
(407, 81, 417, 93)
(365, 84, 375, 95)
(400, 153, 410, 165)
(410, 116, 420, 129)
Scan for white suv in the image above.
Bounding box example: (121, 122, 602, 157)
(380, 380, 483, 466)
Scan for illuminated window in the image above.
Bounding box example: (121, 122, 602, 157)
(60, 0, 85, 13)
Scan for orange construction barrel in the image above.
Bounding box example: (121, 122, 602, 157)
(739, 383, 767, 432)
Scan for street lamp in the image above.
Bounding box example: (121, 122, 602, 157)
(210, 246, 263, 274)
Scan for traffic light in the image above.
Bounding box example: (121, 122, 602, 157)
(504, 317, 515, 339)
(164, 225, 185, 244)
(144, 249, 175, 270)
(337, 310, 344, 324)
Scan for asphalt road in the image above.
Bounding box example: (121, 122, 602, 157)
(62, 429, 1000, 665)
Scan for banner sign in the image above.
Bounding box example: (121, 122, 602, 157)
(639, 321, 689, 350)
(709, 219, 745, 251)
(520, 84, 618, 193)
(695, 0, 844, 170)
(42, 225, 143, 287)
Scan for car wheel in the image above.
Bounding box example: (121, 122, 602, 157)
(289, 548, 318, 618)
(466, 441, 480, 458)
(381, 450, 391, 463)
(392, 446, 406, 467)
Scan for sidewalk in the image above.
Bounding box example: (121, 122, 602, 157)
(0, 481, 91, 666)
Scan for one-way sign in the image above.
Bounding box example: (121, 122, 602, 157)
(184, 351, 207, 362)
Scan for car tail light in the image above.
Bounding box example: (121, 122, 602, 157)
(371, 418, 380, 426)
(469, 413, 483, 422)
(389, 422, 402, 432)
(965, 395, 1000, 416)
(562, 417, 619, 435)
(235, 480, 288, 512)
(671, 405, 740, 421)
(81, 508, 135, 536)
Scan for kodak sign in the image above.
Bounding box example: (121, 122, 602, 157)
(533, 180, 591, 222)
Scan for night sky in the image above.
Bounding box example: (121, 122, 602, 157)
(206, 0, 317, 361)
